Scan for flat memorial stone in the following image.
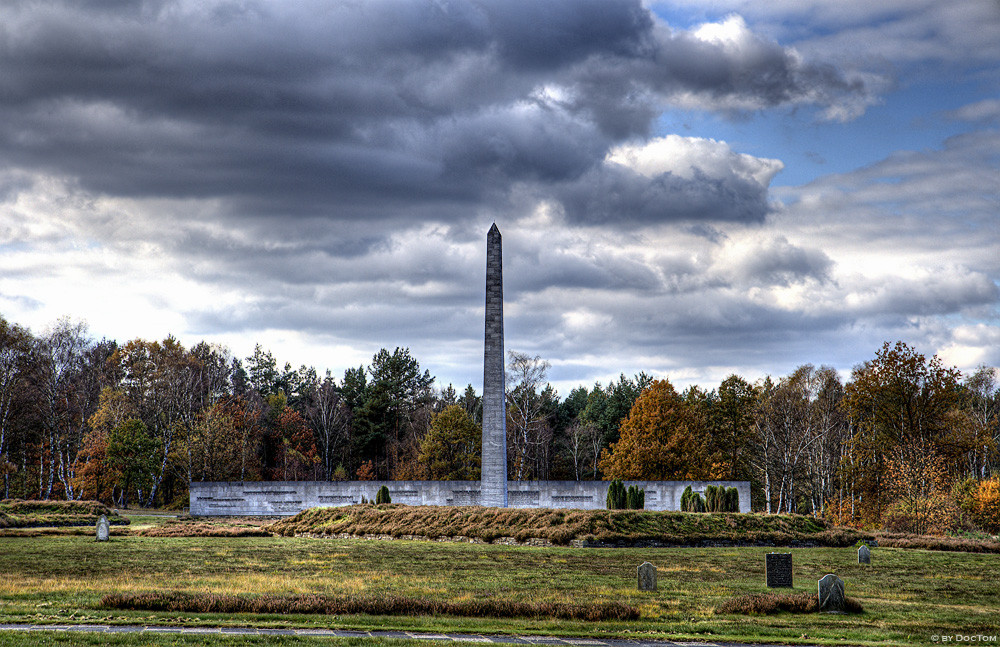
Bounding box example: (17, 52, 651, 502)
(765, 553, 792, 588)
(858, 545, 871, 564)
(637, 562, 657, 591)
(96, 515, 110, 542)
(818, 573, 846, 613)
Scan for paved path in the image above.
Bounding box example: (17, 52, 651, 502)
(0, 623, 813, 647)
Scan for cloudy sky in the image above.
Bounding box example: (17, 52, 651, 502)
(1, 0, 998, 395)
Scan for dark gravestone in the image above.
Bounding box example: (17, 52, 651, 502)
(858, 545, 871, 564)
(96, 515, 110, 542)
(765, 553, 792, 588)
(818, 574, 846, 613)
(637, 562, 657, 591)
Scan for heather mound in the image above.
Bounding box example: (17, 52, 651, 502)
(267, 505, 870, 547)
(139, 517, 272, 537)
(715, 591, 864, 615)
(0, 499, 128, 529)
(875, 532, 1000, 554)
(101, 591, 638, 621)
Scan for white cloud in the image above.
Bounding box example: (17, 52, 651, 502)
(606, 134, 784, 185)
(945, 99, 1000, 124)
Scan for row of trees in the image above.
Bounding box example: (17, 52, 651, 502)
(1, 314, 998, 532)
(597, 342, 1000, 531)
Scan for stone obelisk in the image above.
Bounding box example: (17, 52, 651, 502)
(481, 223, 508, 507)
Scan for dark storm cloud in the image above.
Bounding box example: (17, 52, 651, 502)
(0, 0, 877, 229)
(556, 164, 774, 225)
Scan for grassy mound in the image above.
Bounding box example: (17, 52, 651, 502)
(715, 591, 864, 615)
(267, 504, 870, 547)
(0, 499, 128, 529)
(100, 591, 639, 621)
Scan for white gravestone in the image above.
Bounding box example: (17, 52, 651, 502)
(96, 514, 110, 542)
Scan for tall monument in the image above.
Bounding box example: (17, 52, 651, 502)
(481, 223, 508, 507)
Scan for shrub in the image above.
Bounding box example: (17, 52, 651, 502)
(626, 485, 645, 510)
(376, 486, 392, 505)
(705, 485, 720, 512)
(606, 480, 627, 510)
(681, 486, 705, 513)
(725, 487, 740, 512)
(882, 493, 960, 535)
(970, 476, 1000, 533)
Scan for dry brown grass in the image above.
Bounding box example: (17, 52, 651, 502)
(100, 591, 640, 621)
(715, 591, 864, 615)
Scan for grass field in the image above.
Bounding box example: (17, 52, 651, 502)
(1, 519, 998, 647)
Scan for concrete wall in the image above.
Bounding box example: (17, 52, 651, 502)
(190, 480, 751, 516)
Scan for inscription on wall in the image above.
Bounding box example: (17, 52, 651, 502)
(508, 491, 540, 505)
(449, 490, 481, 505)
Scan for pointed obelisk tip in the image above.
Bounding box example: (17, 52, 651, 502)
(489, 222, 500, 236)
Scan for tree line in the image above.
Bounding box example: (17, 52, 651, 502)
(1, 315, 997, 531)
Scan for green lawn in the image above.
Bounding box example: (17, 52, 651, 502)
(0, 529, 997, 647)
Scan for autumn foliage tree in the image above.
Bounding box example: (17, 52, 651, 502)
(844, 341, 962, 522)
(264, 393, 319, 481)
(599, 379, 711, 480)
(881, 437, 955, 534)
(419, 405, 481, 480)
(712, 374, 757, 480)
(76, 388, 136, 501)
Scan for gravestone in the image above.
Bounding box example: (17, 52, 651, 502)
(765, 553, 792, 588)
(858, 545, 871, 564)
(637, 562, 657, 591)
(96, 515, 110, 542)
(818, 574, 846, 613)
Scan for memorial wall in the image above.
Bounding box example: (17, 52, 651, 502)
(190, 479, 751, 516)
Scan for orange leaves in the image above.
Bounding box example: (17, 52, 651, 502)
(971, 477, 1000, 532)
(355, 460, 377, 481)
(599, 379, 711, 480)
